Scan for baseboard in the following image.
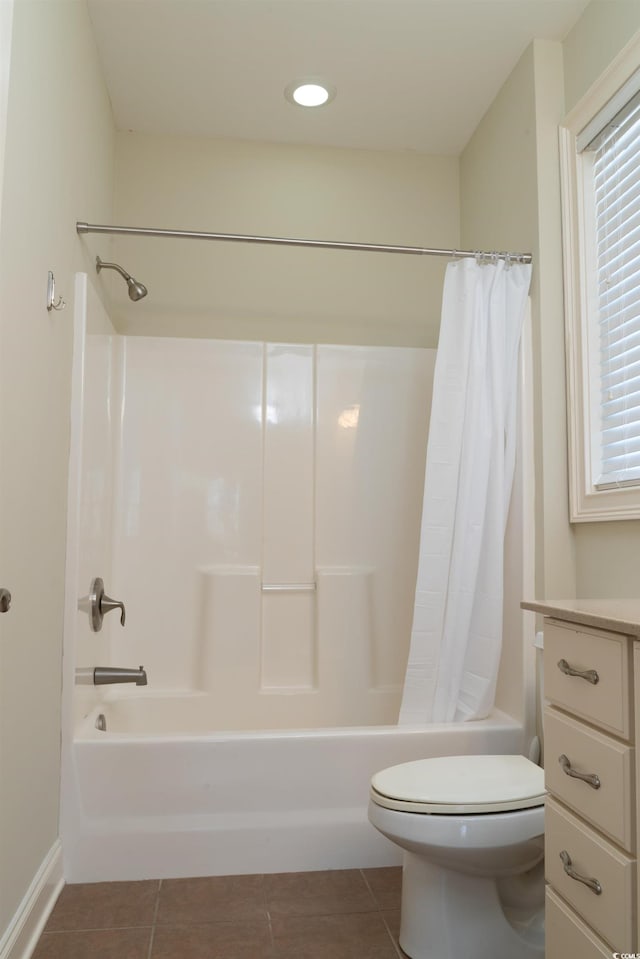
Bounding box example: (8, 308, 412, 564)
(0, 840, 63, 959)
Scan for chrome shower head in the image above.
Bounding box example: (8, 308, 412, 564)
(126, 276, 148, 301)
(96, 256, 148, 301)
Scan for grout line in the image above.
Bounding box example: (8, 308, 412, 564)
(146, 926, 156, 959)
(380, 911, 405, 959)
(358, 868, 380, 909)
(146, 878, 162, 959)
(361, 868, 405, 958)
(43, 924, 155, 934)
(154, 879, 163, 918)
(268, 907, 379, 921)
(260, 873, 272, 925)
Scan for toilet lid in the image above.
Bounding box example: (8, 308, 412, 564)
(370, 754, 546, 814)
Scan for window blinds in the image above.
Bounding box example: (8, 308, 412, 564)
(591, 93, 640, 488)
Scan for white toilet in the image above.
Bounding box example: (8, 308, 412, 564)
(368, 753, 545, 959)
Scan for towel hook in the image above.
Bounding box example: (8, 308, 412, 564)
(46, 271, 66, 312)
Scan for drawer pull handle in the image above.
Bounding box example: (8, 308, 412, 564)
(559, 754, 601, 789)
(557, 658, 599, 685)
(559, 850, 602, 895)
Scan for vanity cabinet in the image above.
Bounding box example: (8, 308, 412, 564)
(521, 600, 640, 959)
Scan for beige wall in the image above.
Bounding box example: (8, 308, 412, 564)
(460, 40, 574, 603)
(563, 3, 640, 598)
(94, 132, 460, 346)
(563, 0, 640, 114)
(460, 40, 572, 726)
(0, 0, 14, 208)
(0, 0, 114, 941)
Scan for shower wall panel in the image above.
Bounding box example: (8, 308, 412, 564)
(107, 338, 435, 728)
(316, 346, 435, 691)
(69, 279, 120, 724)
(262, 344, 315, 583)
(261, 344, 316, 692)
(110, 338, 264, 692)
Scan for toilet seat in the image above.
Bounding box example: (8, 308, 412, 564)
(370, 754, 546, 814)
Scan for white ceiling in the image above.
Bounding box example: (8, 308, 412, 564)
(87, 0, 589, 156)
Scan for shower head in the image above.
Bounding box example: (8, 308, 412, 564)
(126, 276, 148, 302)
(96, 256, 148, 301)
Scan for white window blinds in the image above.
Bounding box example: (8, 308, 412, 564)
(591, 93, 640, 488)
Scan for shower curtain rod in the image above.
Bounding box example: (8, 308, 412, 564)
(76, 221, 532, 264)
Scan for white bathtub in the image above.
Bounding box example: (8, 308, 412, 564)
(63, 696, 525, 882)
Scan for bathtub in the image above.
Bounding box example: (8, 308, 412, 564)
(62, 696, 525, 882)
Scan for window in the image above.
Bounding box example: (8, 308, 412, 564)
(590, 92, 640, 490)
(561, 39, 640, 520)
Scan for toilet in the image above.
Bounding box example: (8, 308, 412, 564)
(368, 753, 545, 959)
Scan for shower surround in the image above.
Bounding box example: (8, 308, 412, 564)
(74, 288, 438, 728)
(61, 276, 525, 880)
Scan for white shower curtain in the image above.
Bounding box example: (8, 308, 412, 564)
(399, 257, 532, 724)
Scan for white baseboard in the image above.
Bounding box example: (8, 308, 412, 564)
(0, 840, 63, 959)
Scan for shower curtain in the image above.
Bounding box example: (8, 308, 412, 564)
(399, 257, 532, 724)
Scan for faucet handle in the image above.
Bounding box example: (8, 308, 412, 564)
(80, 578, 126, 632)
(101, 592, 126, 626)
(0, 588, 11, 613)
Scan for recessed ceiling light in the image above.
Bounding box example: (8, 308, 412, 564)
(285, 80, 336, 108)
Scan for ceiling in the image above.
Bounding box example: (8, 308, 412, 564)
(87, 0, 589, 156)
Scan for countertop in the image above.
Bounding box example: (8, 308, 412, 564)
(521, 598, 640, 637)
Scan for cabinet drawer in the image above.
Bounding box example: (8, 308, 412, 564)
(545, 797, 636, 950)
(545, 706, 635, 851)
(545, 888, 613, 958)
(544, 620, 631, 738)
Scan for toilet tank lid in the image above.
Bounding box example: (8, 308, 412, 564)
(371, 754, 545, 812)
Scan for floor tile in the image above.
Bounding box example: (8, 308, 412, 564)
(45, 881, 159, 931)
(381, 909, 401, 940)
(35, 868, 405, 959)
(32, 927, 151, 959)
(156, 875, 267, 924)
(265, 869, 377, 918)
(362, 867, 403, 910)
(151, 920, 274, 958)
(271, 913, 398, 958)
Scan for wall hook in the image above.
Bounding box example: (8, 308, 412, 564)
(46, 271, 66, 312)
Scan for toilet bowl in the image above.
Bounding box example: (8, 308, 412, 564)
(368, 754, 545, 959)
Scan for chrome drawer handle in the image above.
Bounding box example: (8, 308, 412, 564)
(559, 850, 602, 895)
(559, 754, 601, 789)
(557, 658, 599, 685)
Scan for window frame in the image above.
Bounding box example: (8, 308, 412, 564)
(560, 34, 640, 521)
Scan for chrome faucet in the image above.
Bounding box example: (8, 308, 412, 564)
(93, 665, 147, 686)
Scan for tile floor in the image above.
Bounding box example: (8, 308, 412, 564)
(33, 867, 406, 958)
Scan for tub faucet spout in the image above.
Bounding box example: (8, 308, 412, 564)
(93, 666, 148, 686)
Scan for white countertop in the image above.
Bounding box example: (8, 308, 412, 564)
(521, 598, 640, 637)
